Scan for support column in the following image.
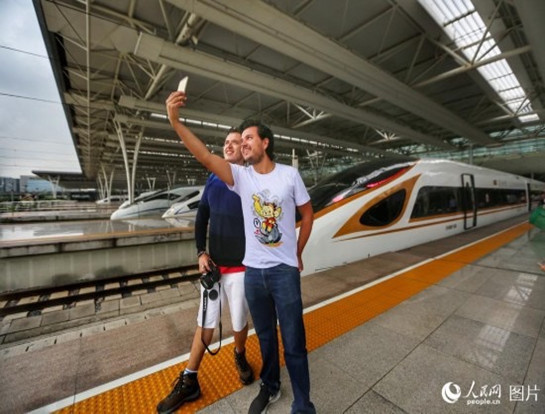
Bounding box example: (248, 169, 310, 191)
(166, 170, 177, 188)
(98, 165, 115, 200)
(306, 150, 326, 185)
(146, 176, 156, 191)
(46, 175, 60, 199)
(115, 121, 143, 204)
(292, 148, 299, 169)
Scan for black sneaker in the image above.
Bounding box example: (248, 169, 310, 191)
(234, 348, 254, 385)
(248, 382, 281, 414)
(156, 371, 201, 414)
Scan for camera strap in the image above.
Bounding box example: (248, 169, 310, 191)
(201, 282, 222, 356)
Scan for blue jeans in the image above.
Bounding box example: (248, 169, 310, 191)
(245, 264, 316, 414)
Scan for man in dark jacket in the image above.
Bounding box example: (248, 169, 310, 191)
(157, 128, 253, 414)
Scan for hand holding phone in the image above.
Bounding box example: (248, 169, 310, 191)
(177, 76, 189, 92)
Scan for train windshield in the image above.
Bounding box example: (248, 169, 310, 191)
(308, 158, 415, 213)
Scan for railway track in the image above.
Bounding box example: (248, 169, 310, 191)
(0, 265, 200, 319)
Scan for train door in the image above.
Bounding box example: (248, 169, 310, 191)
(461, 174, 477, 229)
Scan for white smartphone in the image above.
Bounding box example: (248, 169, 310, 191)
(177, 76, 189, 92)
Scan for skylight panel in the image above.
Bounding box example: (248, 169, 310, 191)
(418, 0, 538, 123)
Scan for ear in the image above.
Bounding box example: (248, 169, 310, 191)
(262, 137, 269, 150)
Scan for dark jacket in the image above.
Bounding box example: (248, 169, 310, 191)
(195, 174, 245, 266)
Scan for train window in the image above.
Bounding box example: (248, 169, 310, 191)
(360, 189, 406, 226)
(308, 183, 348, 212)
(411, 186, 461, 218)
(505, 193, 518, 204)
(174, 190, 200, 202)
(148, 192, 172, 201)
(530, 188, 544, 209)
(475, 188, 526, 208)
(308, 158, 415, 213)
(187, 200, 200, 210)
(475, 189, 490, 208)
(169, 192, 182, 200)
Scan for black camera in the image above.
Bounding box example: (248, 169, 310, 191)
(200, 262, 221, 290)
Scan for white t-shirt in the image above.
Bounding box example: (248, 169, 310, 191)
(229, 163, 310, 268)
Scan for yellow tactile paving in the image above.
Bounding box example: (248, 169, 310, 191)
(56, 222, 533, 413)
(386, 277, 431, 300)
(72, 386, 125, 414)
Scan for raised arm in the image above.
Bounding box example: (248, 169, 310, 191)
(166, 91, 234, 186)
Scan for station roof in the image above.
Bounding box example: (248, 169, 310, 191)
(33, 0, 545, 189)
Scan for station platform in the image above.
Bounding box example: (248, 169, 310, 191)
(0, 217, 196, 292)
(0, 202, 117, 223)
(0, 215, 544, 413)
(0, 216, 193, 246)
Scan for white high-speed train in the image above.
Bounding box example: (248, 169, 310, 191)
(300, 158, 545, 276)
(162, 188, 204, 219)
(110, 186, 203, 220)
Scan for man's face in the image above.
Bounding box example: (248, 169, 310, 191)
(241, 126, 267, 164)
(223, 132, 243, 164)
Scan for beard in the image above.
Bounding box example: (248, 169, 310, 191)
(243, 150, 264, 165)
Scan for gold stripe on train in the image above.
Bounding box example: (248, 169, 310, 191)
(335, 203, 527, 242)
(333, 175, 420, 238)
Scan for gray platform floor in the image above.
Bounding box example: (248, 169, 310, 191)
(0, 215, 543, 413)
(206, 222, 545, 414)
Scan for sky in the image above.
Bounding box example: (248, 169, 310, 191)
(0, 0, 81, 179)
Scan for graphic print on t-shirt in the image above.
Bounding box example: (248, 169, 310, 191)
(251, 191, 283, 246)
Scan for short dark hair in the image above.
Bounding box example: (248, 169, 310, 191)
(227, 126, 241, 134)
(239, 119, 275, 161)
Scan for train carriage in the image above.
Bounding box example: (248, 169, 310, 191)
(301, 158, 545, 276)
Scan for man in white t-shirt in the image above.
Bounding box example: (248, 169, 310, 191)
(166, 91, 315, 414)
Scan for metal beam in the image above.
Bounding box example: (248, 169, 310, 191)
(166, 0, 493, 146)
(132, 33, 453, 149)
(513, 0, 545, 121)
(116, 112, 366, 159)
(39, 0, 454, 149)
(118, 95, 398, 157)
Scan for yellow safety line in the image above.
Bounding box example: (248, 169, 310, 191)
(56, 222, 532, 413)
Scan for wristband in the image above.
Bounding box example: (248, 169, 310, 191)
(197, 250, 207, 258)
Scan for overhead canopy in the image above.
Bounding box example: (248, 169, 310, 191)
(33, 0, 545, 190)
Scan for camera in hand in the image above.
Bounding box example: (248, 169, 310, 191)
(200, 261, 221, 290)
